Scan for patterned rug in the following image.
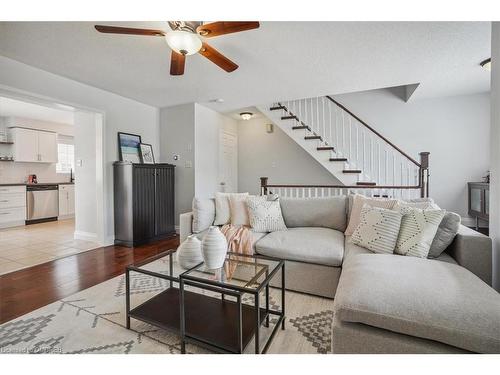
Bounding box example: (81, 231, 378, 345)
(0, 257, 335, 354)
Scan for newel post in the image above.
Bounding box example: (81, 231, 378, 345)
(419, 152, 430, 198)
(260, 177, 268, 196)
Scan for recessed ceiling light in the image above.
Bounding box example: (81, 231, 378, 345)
(240, 112, 253, 120)
(480, 58, 491, 71)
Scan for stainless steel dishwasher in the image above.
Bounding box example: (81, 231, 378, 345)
(26, 184, 59, 224)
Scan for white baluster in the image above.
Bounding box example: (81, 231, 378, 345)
(348, 116, 352, 161)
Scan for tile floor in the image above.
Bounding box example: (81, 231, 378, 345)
(0, 219, 100, 275)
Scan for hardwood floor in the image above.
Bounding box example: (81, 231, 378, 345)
(0, 235, 180, 325)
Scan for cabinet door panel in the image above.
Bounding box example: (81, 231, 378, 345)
(155, 166, 175, 235)
(58, 190, 68, 216)
(13, 128, 38, 162)
(67, 186, 75, 215)
(38, 131, 57, 163)
(133, 166, 156, 240)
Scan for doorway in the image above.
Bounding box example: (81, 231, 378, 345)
(219, 131, 238, 193)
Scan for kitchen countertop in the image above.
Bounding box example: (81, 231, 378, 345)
(0, 182, 74, 187)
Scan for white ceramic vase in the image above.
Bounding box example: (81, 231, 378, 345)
(201, 226, 228, 269)
(177, 235, 203, 269)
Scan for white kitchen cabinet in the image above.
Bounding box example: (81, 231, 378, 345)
(0, 185, 26, 228)
(58, 184, 75, 218)
(10, 127, 57, 163)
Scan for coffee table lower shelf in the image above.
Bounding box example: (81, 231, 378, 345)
(128, 287, 268, 353)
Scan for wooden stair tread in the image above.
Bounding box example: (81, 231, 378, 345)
(356, 182, 377, 186)
(270, 106, 286, 111)
(343, 170, 362, 174)
(329, 158, 348, 162)
(305, 136, 322, 140)
(292, 126, 310, 130)
(281, 115, 298, 120)
(317, 146, 334, 151)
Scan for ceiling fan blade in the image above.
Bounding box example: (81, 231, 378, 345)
(94, 25, 165, 36)
(170, 51, 186, 75)
(196, 22, 260, 38)
(198, 42, 238, 72)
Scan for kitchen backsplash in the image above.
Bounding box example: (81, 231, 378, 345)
(0, 162, 70, 183)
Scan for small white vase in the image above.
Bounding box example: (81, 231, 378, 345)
(177, 235, 203, 269)
(201, 226, 228, 269)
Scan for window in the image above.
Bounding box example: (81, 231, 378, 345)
(56, 143, 75, 174)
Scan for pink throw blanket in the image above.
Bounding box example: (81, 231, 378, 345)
(221, 224, 254, 278)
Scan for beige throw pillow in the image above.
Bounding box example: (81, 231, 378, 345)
(351, 205, 403, 254)
(214, 192, 248, 225)
(229, 194, 250, 226)
(345, 194, 398, 235)
(394, 205, 446, 258)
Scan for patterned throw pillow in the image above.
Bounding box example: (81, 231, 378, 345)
(246, 196, 287, 233)
(351, 205, 403, 254)
(394, 206, 446, 258)
(345, 194, 398, 236)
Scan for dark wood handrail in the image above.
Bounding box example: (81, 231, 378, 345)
(325, 95, 420, 167)
(265, 184, 421, 190)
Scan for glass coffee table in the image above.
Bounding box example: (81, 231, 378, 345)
(125, 250, 285, 354)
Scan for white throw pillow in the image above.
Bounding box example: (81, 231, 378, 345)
(192, 197, 215, 233)
(345, 194, 398, 236)
(229, 194, 250, 226)
(246, 195, 287, 233)
(214, 192, 248, 225)
(351, 205, 403, 254)
(394, 206, 446, 258)
(395, 200, 440, 210)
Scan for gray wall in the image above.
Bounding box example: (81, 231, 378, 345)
(238, 117, 341, 195)
(159, 103, 195, 225)
(333, 89, 490, 220)
(490, 22, 500, 291)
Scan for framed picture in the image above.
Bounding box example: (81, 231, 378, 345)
(118, 132, 142, 163)
(139, 143, 155, 164)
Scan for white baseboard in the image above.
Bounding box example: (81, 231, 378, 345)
(175, 225, 180, 234)
(74, 230, 98, 242)
(104, 236, 115, 246)
(58, 215, 75, 221)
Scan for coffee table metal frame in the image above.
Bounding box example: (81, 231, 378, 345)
(124, 250, 285, 354)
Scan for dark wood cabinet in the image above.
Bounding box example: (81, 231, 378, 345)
(468, 182, 489, 230)
(114, 162, 175, 247)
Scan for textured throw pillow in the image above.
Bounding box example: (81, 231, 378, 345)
(428, 212, 461, 258)
(345, 194, 398, 236)
(351, 205, 403, 254)
(192, 197, 215, 233)
(246, 195, 287, 233)
(395, 200, 440, 210)
(214, 192, 248, 225)
(229, 194, 250, 226)
(395, 206, 446, 258)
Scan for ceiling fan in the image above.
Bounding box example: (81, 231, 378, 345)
(94, 21, 260, 76)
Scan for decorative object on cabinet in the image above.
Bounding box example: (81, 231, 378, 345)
(201, 226, 228, 269)
(113, 162, 175, 247)
(468, 182, 489, 231)
(139, 143, 155, 164)
(118, 132, 142, 163)
(28, 174, 37, 184)
(177, 235, 203, 269)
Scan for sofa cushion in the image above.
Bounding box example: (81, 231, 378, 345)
(334, 254, 500, 353)
(192, 198, 215, 233)
(428, 212, 461, 258)
(344, 236, 374, 262)
(279, 197, 347, 231)
(255, 227, 344, 266)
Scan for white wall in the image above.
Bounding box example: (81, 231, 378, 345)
(74, 111, 97, 240)
(0, 56, 159, 243)
(0, 116, 74, 183)
(333, 89, 490, 219)
(238, 117, 342, 195)
(490, 22, 500, 291)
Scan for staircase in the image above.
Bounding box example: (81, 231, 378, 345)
(257, 96, 429, 199)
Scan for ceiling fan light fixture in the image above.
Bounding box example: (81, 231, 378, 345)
(240, 112, 253, 120)
(480, 58, 491, 71)
(165, 30, 202, 55)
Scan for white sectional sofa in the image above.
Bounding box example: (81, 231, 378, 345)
(179, 195, 499, 353)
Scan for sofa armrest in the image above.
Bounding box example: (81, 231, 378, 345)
(446, 225, 492, 285)
(179, 211, 194, 243)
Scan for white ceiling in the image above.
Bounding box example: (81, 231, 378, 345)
(0, 96, 74, 124)
(0, 22, 491, 112)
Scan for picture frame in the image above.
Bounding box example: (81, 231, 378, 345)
(139, 143, 155, 164)
(118, 132, 142, 163)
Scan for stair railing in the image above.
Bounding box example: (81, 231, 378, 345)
(273, 96, 430, 198)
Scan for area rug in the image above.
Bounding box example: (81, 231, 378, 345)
(0, 256, 335, 354)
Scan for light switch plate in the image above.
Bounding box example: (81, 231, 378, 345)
(185, 160, 192, 168)
(76, 159, 83, 167)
